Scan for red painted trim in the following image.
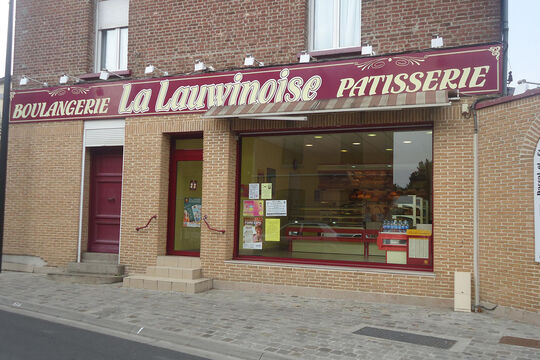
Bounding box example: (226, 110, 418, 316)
(235, 255, 432, 271)
(306, 46, 364, 58)
(166, 134, 203, 256)
(233, 136, 242, 258)
(475, 88, 540, 110)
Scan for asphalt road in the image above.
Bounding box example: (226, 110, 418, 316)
(0, 309, 210, 360)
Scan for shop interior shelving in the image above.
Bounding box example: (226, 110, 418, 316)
(391, 195, 428, 226)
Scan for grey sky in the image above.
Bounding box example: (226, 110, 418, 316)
(1, 0, 539, 87)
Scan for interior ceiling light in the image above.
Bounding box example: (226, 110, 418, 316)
(305, 144, 313, 147)
(368, 133, 376, 137)
(145, 64, 168, 76)
(340, 149, 348, 153)
(352, 142, 361, 145)
(244, 54, 264, 67)
(314, 135, 323, 139)
(403, 140, 412, 144)
(386, 148, 393, 151)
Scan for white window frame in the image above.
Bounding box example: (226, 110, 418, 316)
(96, 27, 128, 72)
(94, 0, 129, 72)
(309, 0, 362, 52)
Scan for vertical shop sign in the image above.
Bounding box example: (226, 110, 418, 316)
(535, 140, 540, 262)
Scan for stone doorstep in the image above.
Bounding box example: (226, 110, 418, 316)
(146, 266, 202, 280)
(47, 273, 124, 284)
(67, 262, 125, 276)
(156, 256, 201, 268)
(81, 252, 119, 264)
(123, 276, 212, 294)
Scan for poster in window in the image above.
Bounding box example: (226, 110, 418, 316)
(266, 200, 287, 217)
(249, 183, 260, 199)
(242, 217, 263, 249)
(243, 200, 264, 217)
(265, 218, 280, 242)
(261, 183, 272, 199)
(183, 197, 202, 227)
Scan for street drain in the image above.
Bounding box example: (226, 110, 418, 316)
(353, 326, 457, 349)
(499, 336, 540, 349)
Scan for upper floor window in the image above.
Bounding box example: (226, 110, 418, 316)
(309, 0, 361, 51)
(96, 0, 129, 71)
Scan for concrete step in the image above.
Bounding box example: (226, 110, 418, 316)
(123, 275, 212, 294)
(146, 266, 201, 280)
(156, 256, 200, 268)
(67, 262, 124, 276)
(82, 252, 118, 264)
(47, 273, 123, 284)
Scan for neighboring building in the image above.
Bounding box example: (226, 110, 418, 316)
(5, 1, 539, 322)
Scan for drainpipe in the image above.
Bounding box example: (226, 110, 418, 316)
(501, 0, 509, 96)
(472, 105, 480, 310)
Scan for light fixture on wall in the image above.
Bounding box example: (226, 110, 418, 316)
(59, 73, 81, 84)
(299, 50, 313, 63)
(19, 75, 48, 87)
(144, 64, 168, 76)
(431, 34, 444, 48)
(361, 44, 375, 56)
(99, 69, 125, 81)
(244, 54, 264, 67)
(194, 59, 207, 72)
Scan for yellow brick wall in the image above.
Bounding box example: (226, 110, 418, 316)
(4, 121, 83, 266)
(477, 95, 540, 313)
(6, 98, 537, 313)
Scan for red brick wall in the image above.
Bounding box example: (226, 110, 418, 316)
(477, 94, 540, 313)
(13, 0, 94, 84)
(13, 0, 500, 84)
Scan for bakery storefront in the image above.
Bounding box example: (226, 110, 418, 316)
(9, 43, 502, 278)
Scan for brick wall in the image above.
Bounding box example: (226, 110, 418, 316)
(477, 94, 540, 313)
(4, 121, 83, 266)
(13, 0, 500, 84)
(13, 0, 94, 85)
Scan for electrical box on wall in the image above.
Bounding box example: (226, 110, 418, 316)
(454, 272, 471, 312)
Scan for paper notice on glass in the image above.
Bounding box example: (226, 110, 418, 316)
(248, 183, 260, 199)
(261, 183, 272, 199)
(265, 218, 280, 242)
(242, 217, 263, 249)
(265, 200, 287, 217)
(243, 200, 264, 217)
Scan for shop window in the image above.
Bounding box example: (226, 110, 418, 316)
(310, 0, 361, 51)
(96, 0, 129, 71)
(237, 129, 433, 270)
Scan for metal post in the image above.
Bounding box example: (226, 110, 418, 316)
(0, 0, 15, 273)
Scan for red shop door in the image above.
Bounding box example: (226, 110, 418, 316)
(88, 148, 123, 253)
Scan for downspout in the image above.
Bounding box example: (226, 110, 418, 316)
(473, 104, 480, 310)
(501, 0, 509, 96)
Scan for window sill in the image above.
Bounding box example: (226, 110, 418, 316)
(78, 70, 132, 81)
(305, 46, 364, 59)
(225, 259, 435, 277)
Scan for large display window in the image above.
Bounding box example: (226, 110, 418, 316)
(236, 128, 433, 270)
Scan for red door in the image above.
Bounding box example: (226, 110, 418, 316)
(88, 148, 123, 253)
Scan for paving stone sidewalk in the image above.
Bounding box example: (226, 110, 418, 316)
(0, 271, 538, 360)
